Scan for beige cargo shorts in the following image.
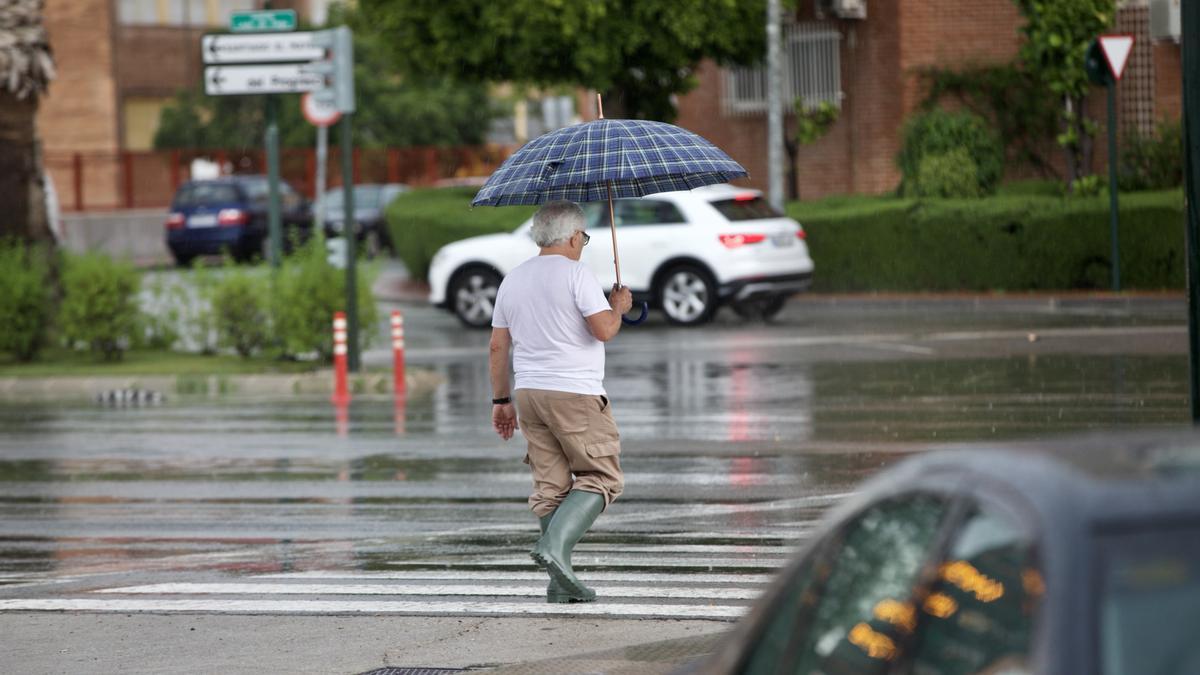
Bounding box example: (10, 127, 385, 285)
(515, 388, 624, 517)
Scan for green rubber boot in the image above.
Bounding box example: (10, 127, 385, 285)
(531, 489, 605, 602)
(539, 513, 573, 603)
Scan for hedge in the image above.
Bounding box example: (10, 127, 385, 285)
(789, 190, 1185, 292)
(386, 187, 535, 280)
(385, 186, 1186, 292)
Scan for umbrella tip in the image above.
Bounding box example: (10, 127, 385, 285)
(596, 92, 604, 120)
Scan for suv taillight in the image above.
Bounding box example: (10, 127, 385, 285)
(165, 212, 185, 230)
(218, 209, 248, 226)
(718, 233, 765, 249)
(796, 228, 807, 240)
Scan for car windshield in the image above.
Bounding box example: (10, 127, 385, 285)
(174, 183, 240, 207)
(325, 186, 383, 210)
(1101, 527, 1200, 675)
(711, 196, 783, 221)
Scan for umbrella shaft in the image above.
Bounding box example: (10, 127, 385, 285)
(606, 181, 621, 287)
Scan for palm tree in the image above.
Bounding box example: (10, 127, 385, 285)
(0, 0, 55, 245)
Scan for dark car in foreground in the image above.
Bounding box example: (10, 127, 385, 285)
(489, 433, 1200, 674)
(165, 176, 311, 266)
(692, 434, 1200, 674)
(321, 183, 408, 259)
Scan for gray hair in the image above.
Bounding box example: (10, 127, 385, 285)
(530, 200, 584, 247)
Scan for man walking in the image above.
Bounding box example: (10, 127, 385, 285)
(489, 200, 633, 603)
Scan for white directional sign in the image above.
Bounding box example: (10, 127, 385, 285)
(202, 33, 324, 64)
(1099, 34, 1135, 81)
(204, 65, 324, 96)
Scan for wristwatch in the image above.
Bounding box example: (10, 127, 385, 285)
(492, 396, 511, 405)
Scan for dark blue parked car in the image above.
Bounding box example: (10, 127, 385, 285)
(165, 176, 312, 266)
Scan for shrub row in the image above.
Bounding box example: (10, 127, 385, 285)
(790, 190, 1185, 292)
(0, 235, 376, 363)
(385, 187, 535, 280)
(381, 186, 1185, 295)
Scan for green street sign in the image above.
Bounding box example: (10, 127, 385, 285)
(230, 9, 297, 33)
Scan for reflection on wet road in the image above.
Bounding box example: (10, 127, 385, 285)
(0, 297, 1189, 621)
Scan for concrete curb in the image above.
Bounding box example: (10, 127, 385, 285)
(0, 368, 443, 402)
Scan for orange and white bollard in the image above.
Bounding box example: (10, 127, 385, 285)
(390, 310, 406, 396)
(332, 311, 350, 406)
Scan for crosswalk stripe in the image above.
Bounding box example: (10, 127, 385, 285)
(380, 557, 785, 570)
(259, 570, 778, 584)
(572, 543, 793, 555)
(0, 598, 748, 620)
(97, 582, 764, 601)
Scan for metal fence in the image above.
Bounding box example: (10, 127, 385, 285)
(722, 21, 843, 116)
(44, 144, 519, 212)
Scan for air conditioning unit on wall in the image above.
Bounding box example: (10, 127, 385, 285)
(1150, 0, 1181, 42)
(817, 0, 866, 20)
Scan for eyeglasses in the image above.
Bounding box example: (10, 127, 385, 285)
(578, 231, 590, 246)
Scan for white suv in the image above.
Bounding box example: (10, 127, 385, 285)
(428, 184, 814, 328)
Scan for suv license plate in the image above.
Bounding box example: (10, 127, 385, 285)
(771, 232, 794, 247)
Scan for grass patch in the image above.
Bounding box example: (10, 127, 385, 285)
(0, 347, 319, 378)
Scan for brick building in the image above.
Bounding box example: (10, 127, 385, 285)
(673, 0, 1184, 200)
(38, 0, 323, 209)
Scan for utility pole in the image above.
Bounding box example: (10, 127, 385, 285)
(263, 0, 282, 268)
(766, 0, 784, 212)
(1182, 0, 1200, 421)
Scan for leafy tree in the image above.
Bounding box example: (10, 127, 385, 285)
(1012, 0, 1115, 188)
(154, 7, 497, 150)
(359, 0, 767, 122)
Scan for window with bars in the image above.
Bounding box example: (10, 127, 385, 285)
(722, 22, 842, 116)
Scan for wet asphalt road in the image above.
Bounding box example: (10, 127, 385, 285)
(0, 293, 1192, 670)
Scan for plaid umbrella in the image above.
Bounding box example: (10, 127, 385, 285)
(473, 105, 748, 324)
(471, 118, 747, 207)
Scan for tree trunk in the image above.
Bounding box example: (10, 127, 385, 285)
(0, 90, 52, 246)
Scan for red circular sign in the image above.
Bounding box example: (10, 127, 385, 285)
(302, 93, 341, 127)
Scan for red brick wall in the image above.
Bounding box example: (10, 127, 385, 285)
(1154, 42, 1182, 122)
(40, 0, 119, 153)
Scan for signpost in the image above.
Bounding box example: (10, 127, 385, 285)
(1087, 34, 1135, 292)
(199, 17, 360, 370)
(303, 93, 340, 256)
(230, 9, 297, 33)
(1182, 0, 1200, 422)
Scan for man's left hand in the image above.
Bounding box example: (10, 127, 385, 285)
(493, 403, 517, 440)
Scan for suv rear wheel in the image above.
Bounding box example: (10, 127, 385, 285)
(451, 267, 501, 329)
(657, 264, 717, 326)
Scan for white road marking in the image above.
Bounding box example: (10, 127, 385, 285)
(259, 570, 777, 584)
(97, 582, 763, 600)
(380, 557, 784, 570)
(0, 598, 748, 620)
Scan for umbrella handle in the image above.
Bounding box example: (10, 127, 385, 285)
(622, 302, 649, 326)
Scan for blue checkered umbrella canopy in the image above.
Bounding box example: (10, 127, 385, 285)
(471, 118, 748, 206)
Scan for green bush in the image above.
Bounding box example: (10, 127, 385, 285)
(212, 267, 271, 357)
(1120, 118, 1183, 191)
(913, 149, 984, 199)
(59, 253, 141, 361)
(272, 234, 378, 361)
(897, 109, 1004, 196)
(386, 187, 535, 281)
(0, 242, 54, 361)
(789, 189, 1184, 292)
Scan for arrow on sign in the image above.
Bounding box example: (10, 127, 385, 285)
(204, 65, 325, 96)
(1099, 34, 1135, 81)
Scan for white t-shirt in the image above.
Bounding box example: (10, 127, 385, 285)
(491, 255, 612, 395)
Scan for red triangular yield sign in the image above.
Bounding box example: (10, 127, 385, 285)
(1099, 34, 1135, 81)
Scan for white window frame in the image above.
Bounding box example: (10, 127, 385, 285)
(722, 22, 843, 116)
